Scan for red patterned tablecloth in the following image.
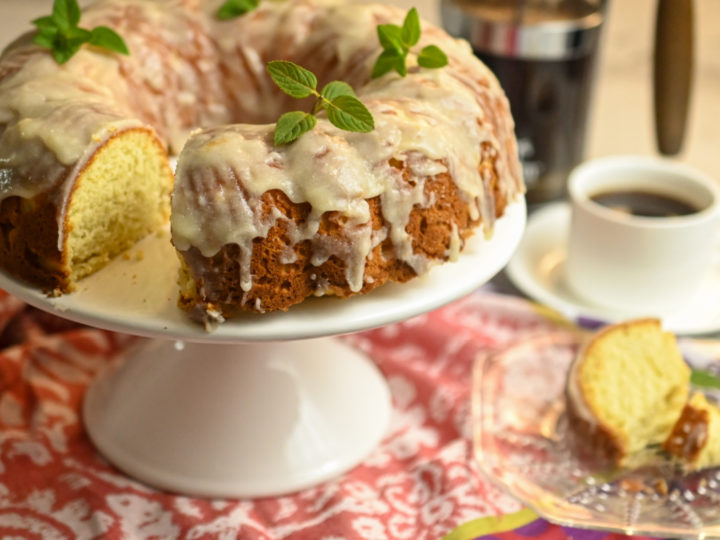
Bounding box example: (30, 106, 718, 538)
(0, 288, 648, 539)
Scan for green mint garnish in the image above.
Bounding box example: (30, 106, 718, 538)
(217, 0, 259, 20)
(401, 7, 421, 47)
(319, 81, 356, 102)
(691, 369, 720, 391)
(324, 95, 375, 133)
(372, 49, 407, 79)
(32, 0, 129, 65)
(417, 44, 449, 68)
(267, 60, 374, 145)
(274, 111, 317, 145)
(267, 60, 318, 99)
(372, 7, 448, 79)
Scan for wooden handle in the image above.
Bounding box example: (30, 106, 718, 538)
(653, 0, 694, 155)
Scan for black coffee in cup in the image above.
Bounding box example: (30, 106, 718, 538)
(441, 0, 607, 204)
(590, 189, 701, 217)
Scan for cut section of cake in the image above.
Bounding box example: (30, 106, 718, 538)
(566, 318, 691, 465)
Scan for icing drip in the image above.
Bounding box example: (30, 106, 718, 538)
(447, 223, 461, 261)
(173, 124, 384, 292)
(0, 53, 143, 209)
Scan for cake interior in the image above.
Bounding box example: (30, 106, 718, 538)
(65, 128, 173, 284)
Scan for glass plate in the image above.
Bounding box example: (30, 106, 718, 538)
(474, 332, 720, 538)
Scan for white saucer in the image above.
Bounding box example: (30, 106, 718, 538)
(506, 202, 720, 335)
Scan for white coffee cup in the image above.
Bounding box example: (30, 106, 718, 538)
(565, 155, 720, 314)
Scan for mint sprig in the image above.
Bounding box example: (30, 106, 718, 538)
(32, 0, 128, 65)
(267, 60, 374, 145)
(217, 0, 259, 20)
(372, 7, 448, 79)
(691, 369, 720, 391)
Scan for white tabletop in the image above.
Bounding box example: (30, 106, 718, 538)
(1, 0, 720, 182)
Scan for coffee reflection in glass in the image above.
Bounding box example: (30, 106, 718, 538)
(441, 0, 607, 204)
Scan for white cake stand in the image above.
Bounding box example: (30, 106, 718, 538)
(0, 199, 525, 498)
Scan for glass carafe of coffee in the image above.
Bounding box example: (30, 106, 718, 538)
(441, 0, 607, 204)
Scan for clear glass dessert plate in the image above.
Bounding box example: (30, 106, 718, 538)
(474, 332, 720, 538)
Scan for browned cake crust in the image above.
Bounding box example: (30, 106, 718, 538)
(663, 402, 709, 463)
(178, 152, 507, 317)
(0, 189, 70, 293)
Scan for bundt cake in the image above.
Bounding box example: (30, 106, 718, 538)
(0, 0, 523, 318)
(566, 318, 691, 465)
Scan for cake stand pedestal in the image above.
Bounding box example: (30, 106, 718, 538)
(0, 199, 525, 498)
(84, 338, 390, 497)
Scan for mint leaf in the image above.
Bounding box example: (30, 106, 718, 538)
(377, 24, 404, 54)
(321, 81, 356, 101)
(401, 7, 421, 47)
(417, 44, 448, 68)
(32, 15, 57, 30)
(64, 29, 92, 59)
(52, 40, 82, 64)
(53, 0, 81, 32)
(33, 26, 58, 49)
(373, 7, 448, 78)
(324, 95, 374, 133)
(89, 26, 129, 55)
(267, 60, 318, 99)
(371, 49, 405, 79)
(691, 369, 720, 390)
(216, 0, 259, 20)
(67, 26, 92, 40)
(274, 111, 317, 145)
(267, 61, 374, 143)
(31, 0, 130, 64)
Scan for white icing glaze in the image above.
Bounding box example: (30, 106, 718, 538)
(173, 122, 384, 292)
(0, 52, 143, 206)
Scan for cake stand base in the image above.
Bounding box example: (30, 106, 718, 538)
(83, 337, 391, 498)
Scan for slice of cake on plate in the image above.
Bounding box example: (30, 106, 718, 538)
(566, 318, 691, 465)
(567, 317, 720, 471)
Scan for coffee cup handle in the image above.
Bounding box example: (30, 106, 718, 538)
(653, 0, 694, 156)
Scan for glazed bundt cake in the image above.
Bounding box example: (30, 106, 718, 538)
(0, 0, 523, 318)
(566, 319, 691, 465)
